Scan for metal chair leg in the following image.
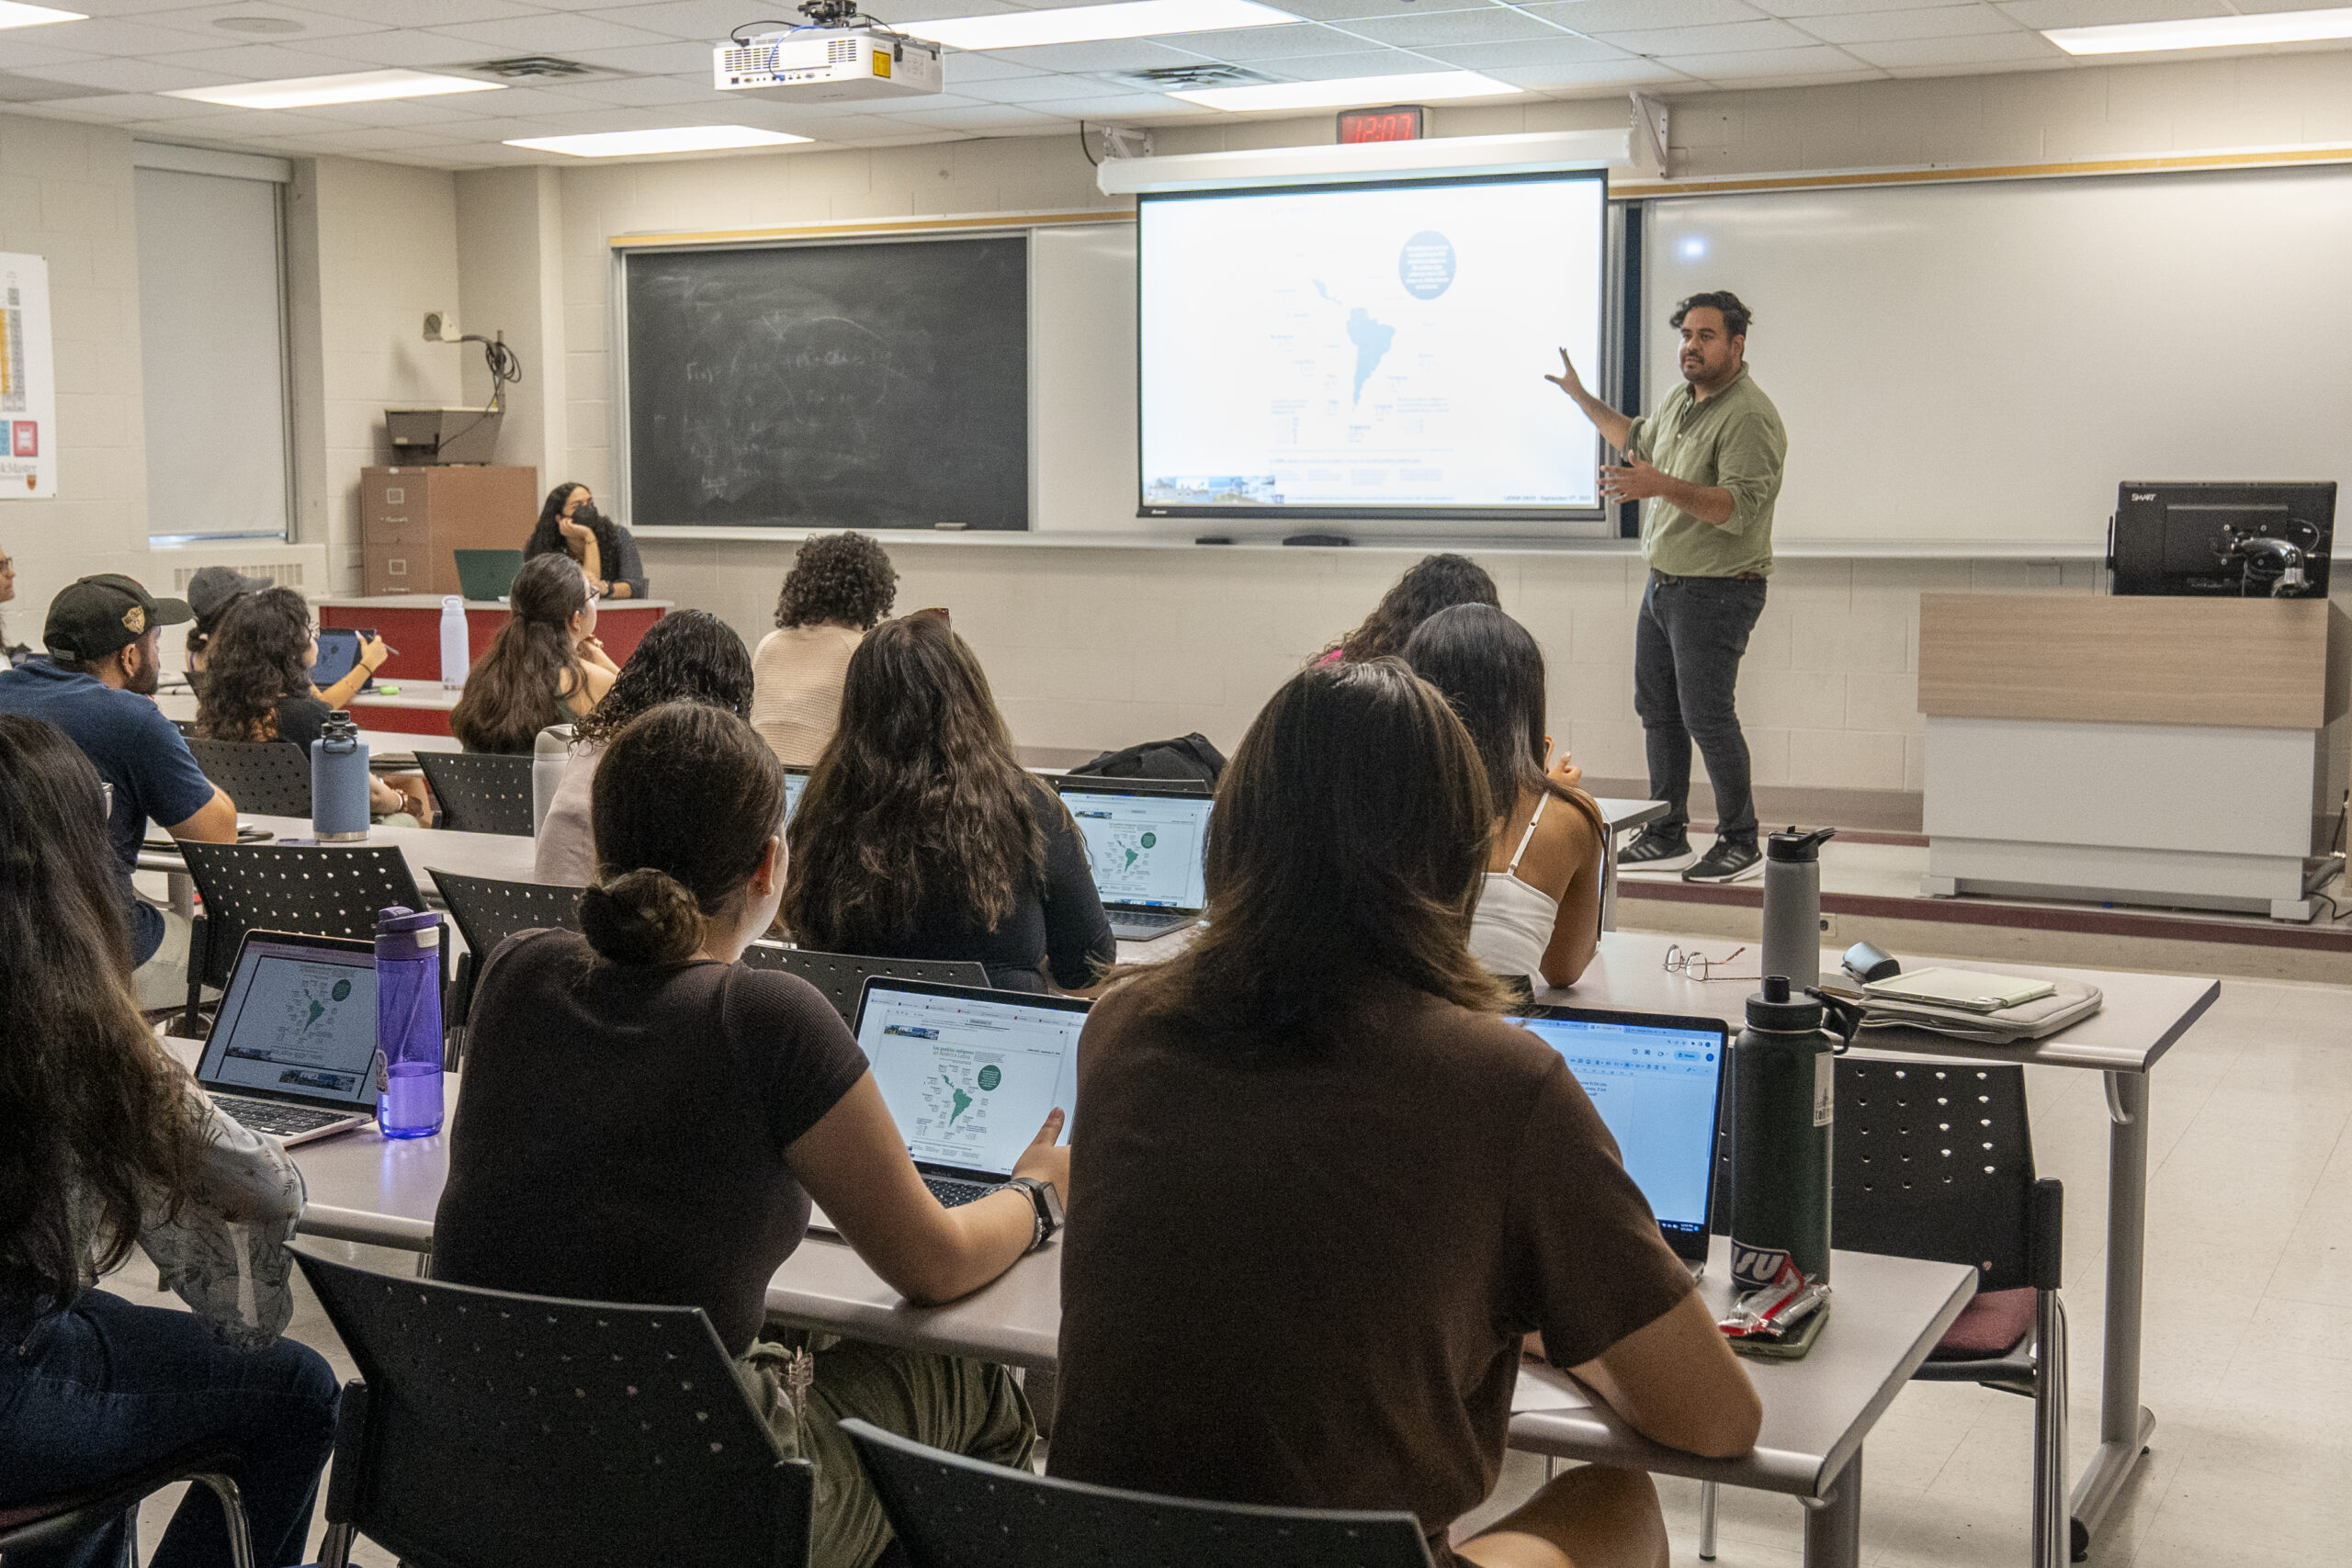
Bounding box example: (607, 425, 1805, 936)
(2034, 1292, 2071, 1568)
(320, 1519, 357, 1568)
(1699, 1479, 1719, 1560)
(189, 1472, 255, 1568)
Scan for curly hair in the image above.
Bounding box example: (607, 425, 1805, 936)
(1329, 553, 1500, 663)
(194, 586, 314, 742)
(574, 609, 753, 746)
(775, 533, 898, 630)
(526, 483, 624, 584)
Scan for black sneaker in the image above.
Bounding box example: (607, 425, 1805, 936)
(1620, 827, 1694, 870)
(1683, 838, 1763, 884)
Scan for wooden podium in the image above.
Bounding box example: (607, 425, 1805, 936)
(1917, 594, 2349, 919)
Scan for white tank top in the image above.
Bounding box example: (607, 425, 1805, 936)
(1468, 794, 1561, 987)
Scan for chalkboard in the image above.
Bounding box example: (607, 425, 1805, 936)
(624, 235, 1029, 530)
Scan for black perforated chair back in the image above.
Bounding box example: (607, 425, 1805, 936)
(181, 841, 424, 989)
(741, 947, 992, 1022)
(839, 1419, 1433, 1568)
(295, 1250, 810, 1568)
(434, 871, 582, 960)
(187, 736, 311, 818)
(1832, 1059, 2037, 1292)
(416, 751, 536, 836)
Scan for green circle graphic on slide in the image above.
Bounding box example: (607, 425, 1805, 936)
(1140, 831, 1157, 849)
(331, 979, 352, 1001)
(978, 1065, 1001, 1091)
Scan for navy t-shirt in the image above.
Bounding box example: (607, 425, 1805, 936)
(0, 659, 218, 962)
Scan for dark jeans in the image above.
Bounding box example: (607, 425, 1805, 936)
(0, 1289, 338, 1568)
(1634, 570, 1769, 843)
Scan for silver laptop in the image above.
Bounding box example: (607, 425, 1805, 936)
(1052, 778, 1212, 942)
(784, 764, 810, 824)
(851, 978, 1088, 1210)
(1504, 1004, 1731, 1274)
(194, 931, 383, 1145)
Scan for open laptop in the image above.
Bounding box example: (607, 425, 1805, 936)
(1052, 778, 1212, 942)
(308, 626, 377, 694)
(453, 548, 526, 602)
(1504, 1004, 1731, 1272)
(784, 764, 809, 824)
(193, 931, 383, 1145)
(850, 978, 1089, 1210)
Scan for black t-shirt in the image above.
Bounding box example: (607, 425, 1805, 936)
(431, 929, 869, 1355)
(802, 783, 1116, 993)
(271, 694, 333, 754)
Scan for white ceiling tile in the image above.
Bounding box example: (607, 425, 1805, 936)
(1476, 54, 1690, 85)
(1327, 6, 1567, 46)
(278, 28, 500, 63)
(557, 70, 730, 101)
(888, 100, 1068, 128)
(130, 3, 393, 44)
(1655, 40, 1863, 74)
(17, 55, 233, 88)
(1148, 21, 1369, 58)
(1021, 86, 1219, 114)
(926, 50, 1050, 80)
(130, 103, 351, 131)
(1521, 0, 1765, 33)
(1416, 33, 1632, 66)
(280, 90, 518, 122)
(1234, 0, 1493, 21)
(268, 0, 544, 23)
(1590, 17, 1815, 53)
(1839, 28, 2060, 63)
(15, 17, 200, 57)
(153, 41, 395, 75)
(1231, 45, 1447, 74)
(547, 36, 722, 69)
(969, 36, 1227, 69)
(274, 124, 477, 149)
(428, 12, 684, 51)
(954, 68, 1100, 99)
(30, 90, 209, 115)
(0, 38, 104, 66)
(1991, 0, 2213, 26)
(571, 0, 773, 39)
(1792, 3, 2019, 42)
(1752, 0, 1984, 14)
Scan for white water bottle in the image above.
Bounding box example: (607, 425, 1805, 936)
(438, 595, 469, 688)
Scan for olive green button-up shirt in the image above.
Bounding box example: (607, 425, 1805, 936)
(1624, 365, 1787, 579)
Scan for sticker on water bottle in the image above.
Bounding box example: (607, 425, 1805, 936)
(371, 1048, 389, 1096)
(1813, 1053, 1834, 1127)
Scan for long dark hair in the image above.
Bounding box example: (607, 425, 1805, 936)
(782, 613, 1049, 947)
(579, 703, 788, 967)
(526, 482, 623, 576)
(1115, 660, 1505, 1057)
(194, 586, 313, 742)
(0, 715, 203, 1325)
(1404, 603, 1575, 819)
(573, 609, 752, 746)
(775, 532, 898, 630)
(1329, 553, 1499, 663)
(448, 552, 587, 754)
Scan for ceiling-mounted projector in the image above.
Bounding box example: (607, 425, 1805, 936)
(716, 0, 942, 100)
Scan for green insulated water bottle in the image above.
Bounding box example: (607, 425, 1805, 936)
(1728, 976, 1838, 1291)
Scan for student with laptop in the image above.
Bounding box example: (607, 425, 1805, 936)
(0, 574, 238, 1009)
(186, 567, 390, 715)
(1407, 604, 1605, 991)
(0, 712, 339, 1568)
(195, 586, 430, 825)
(782, 613, 1114, 994)
(535, 609, 754, 886)
(525, 481, 648, 600)
(447, 554, 617, 754)
(751, 531, 897, 766)
(435, 701, 1061, 1568)
(1052, 660, 1759, 1568)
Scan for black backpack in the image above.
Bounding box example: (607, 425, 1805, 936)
(1067, 732, 1227, 786)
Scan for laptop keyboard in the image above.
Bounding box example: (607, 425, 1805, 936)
(212, 1095, 361, 1138)
(1114, 908, 1193, 934)
(924, 1175, 1000, 1209)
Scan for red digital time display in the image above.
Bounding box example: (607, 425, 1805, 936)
(1338, 106, 1425, 143)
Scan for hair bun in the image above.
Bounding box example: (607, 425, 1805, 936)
(579, 867, 703, 966)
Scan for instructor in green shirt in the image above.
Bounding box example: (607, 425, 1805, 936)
(1548, 290, 1786, 884)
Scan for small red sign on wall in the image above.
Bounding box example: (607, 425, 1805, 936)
(1339, 106, 1425, 143)
(10, 423, 34, 458)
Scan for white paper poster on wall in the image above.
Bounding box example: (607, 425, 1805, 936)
(0, 254, 56, 500)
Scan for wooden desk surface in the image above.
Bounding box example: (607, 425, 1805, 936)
(1917, 592, 2346, 729)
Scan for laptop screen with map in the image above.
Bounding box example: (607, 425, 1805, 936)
(1053, 780, 1213, 915)
(196, 932, 381, 1111)
(852, 978, 1089, 1182)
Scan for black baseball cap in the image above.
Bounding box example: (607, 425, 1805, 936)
(45, 574, 193, 661)
(186, 564, 274, 622)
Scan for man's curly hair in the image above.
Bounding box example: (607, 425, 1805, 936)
(775, 532, 899, 630)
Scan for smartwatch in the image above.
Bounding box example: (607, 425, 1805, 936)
(1002, 1178, 1063, 1252)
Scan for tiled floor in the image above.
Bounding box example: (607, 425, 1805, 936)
(120, 973, 2351, 1568)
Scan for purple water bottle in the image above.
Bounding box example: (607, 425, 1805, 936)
(375, 905, 445, 1138)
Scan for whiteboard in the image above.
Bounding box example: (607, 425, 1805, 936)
(1646, 167, 2352, 547)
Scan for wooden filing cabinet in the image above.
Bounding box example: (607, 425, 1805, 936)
(361, 464, 539, 597)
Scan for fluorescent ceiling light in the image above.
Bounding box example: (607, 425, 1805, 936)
(165, 69, 503, 108)
(2044, 6, 2352, 54)
(0, 1, 85, 27)
(904, 0, 1295, 51)
(505, 125, 813, 157)
(1171, 69, 1519, 112)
